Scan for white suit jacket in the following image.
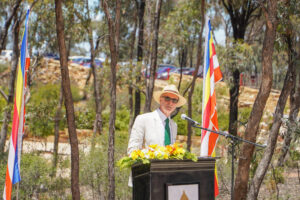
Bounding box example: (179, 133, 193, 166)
(127, 109, 177, 154)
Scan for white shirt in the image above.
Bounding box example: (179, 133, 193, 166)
(127, 109, 177, 154)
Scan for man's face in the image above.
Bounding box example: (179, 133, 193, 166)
(159, 93, 179, 117)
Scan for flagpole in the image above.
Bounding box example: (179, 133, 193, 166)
(16, 183, 19, 200)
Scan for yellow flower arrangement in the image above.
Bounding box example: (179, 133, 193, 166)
(117, 143, 197, 169)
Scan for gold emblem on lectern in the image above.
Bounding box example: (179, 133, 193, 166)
(180, 190, 189, 200)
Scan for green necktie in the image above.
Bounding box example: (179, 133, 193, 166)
(164, 118, 171, 146)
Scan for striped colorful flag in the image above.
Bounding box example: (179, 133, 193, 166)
(200, 18, 222, 197)
(3, 8, 30, 200)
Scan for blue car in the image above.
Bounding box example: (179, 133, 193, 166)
(156, 65, 177, 80)
(142, 64, 177, 80)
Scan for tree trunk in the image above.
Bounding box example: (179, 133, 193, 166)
(0, 15, 20, 152)
(179, 45, 188, 68)
(187, 0, 205, 151)
(82, 69, 92, 100)
(234, 1, 278, 199)
(91, 54, 103, 137)
(88, 30, 103, 138)
(128, 6, 138, 135)
(52, 85, 63, 176)
(55, 1, 80, 199)
(247, 31, 295, 200)
(277, 38, 300, 167)
(133, 0, 145, 121)
(101, 1, 121, 199)
(189, 36, 195, 68)
(277, 70, 300, 166)
(144, 0, 162, 113)
(177, 65, 183, 91)
(65, 1, 74, 59)
(229, 68, 240, 136)
(79, 0, 104, 138)
(0, 0, 21, 54)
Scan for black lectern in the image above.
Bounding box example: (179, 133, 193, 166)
(132, 158, 215, 200)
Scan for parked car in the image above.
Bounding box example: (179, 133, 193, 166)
(142, 64, 177, 79)
(69, 57, 103, 68)
(156, 66, 178, 80)
(44, 53, 60, 60)
(69, 57, 84, 64)
(174, 67, 192, 75)
(174, 67, 203, 77)
(82, 59, 103, 68)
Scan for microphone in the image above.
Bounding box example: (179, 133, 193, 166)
(181, 114, 200, 125)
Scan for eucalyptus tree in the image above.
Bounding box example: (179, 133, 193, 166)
(132, 0, 145, 126)
(73, 0, 105, 138)
(186, 0, 206, 151)
(277, 3, 300, 164)
(234, 0, 279, 199)
(217, 40, 255, 85)
(163, 0, 202, 69)
(0, 6, 21, 153)
(247, 2, 299, 198)
(144, 0, 163, 112)
(101, 0, 121, 199)
(52, 86, 63, 176)
(0, 0, 22, 54)
(161, 0, 202, 91)
(29, 1, 84, 176)
(28, 1, 84, 56)
(221, 0, 261, 138)
(0, 1, 36, 153)
(127, 0, 138, 133)
(55, 0, 80, 199)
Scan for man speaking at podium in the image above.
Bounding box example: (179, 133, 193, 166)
(127, 84, 186, 154)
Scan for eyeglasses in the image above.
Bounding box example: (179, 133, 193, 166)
(162, 96, 179, 104)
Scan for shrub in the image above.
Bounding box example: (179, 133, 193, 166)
(75, 108, 95, 129)
(27, 83, 63, 137)
(0, 152, 70, 199)
(17, 153, 52, 199)
(173, 113, 187, 135)
(71, 85, 82, 103)
(115, 105, 130, 131)
(80, 136, 108, 199)
(100, 105, 130, 131)
(239, 107, 252, 125)
(80, 130, 131, 199)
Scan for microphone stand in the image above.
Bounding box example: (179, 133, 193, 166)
(190, 123, 266, 200)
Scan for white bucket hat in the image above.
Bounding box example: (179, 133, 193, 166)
(153, 84, 186, 107)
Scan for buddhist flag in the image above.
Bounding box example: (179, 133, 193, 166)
(3, 8, 30, 200)
(200, 18, 222, 197)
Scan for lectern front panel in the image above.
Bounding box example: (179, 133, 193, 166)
(132, 158, 215, 200)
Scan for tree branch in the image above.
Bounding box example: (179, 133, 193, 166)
(0, 0, 22, 53)
(0, 89, 8, 102)
(95, 34, 109, 54)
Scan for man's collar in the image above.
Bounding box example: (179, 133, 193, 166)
(157, 108, 169, 121)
